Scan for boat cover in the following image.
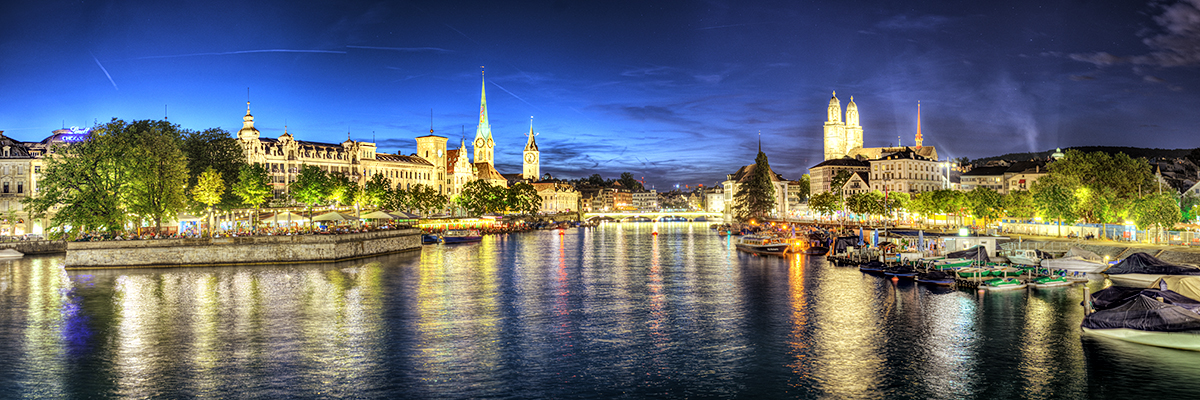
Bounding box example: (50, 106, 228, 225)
(919, 270, 953, 280)
(1153, 276, 1200, 302)
(1091, 287, 1200, 312)
(860, 261, 886, 271)
(946, 245, 990, 263)
(1105, 252, 1200, 275)
(833, 236, 859, 254)
(1065, 246, 1103, 262)
(1082, 292, 1200, 332)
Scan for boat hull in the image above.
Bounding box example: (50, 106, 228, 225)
(735, 243, 788, 256)
(1083, 328, 1200, 352)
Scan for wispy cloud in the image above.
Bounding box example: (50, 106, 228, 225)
(489, 80, 541, 112)
(876, 15, 949, 31)
(91, 53, 118, 91)
(1070, 0, 1200, 67)
(135, 49, 346, 60)
(444, 23, 480, 45)
(346, 45, 453, 53)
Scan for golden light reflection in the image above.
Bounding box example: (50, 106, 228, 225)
(1020, 291, 1086, 397)
(810, 260, 884, 396)
(786, 253, 810, 381)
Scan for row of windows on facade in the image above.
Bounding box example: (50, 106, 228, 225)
(262, 162, 430, 181)
(873, 173, 941, 181)
(260, 146, 373, 161)
(873, 163, 941, 172)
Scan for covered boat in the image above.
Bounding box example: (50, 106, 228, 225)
(859, 261, 887, 273)
(1152, 276, 1200, 302)
(0, 249, 23, 260)
(1105, 253, 1200, 287)
(1041, 246, 1109, 273)
(915, 270, 955, 286)
(884, 264, 918, 278)
(832, 236, 860, 256)
(1083, 288, 1200, 351)
(946, 245, 990, 264)
(1005, 248, 1051, 266)
(441, 229, 483, 244)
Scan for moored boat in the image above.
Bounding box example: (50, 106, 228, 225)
(1082, 287, 1200, 351)
(1029, 276, 1073, 288)
(1005, 249, 1048, 266)
(884, 264, 918, 278)
(734, 235, 789, 256)
(0, 248, 23, 259)
(981, 277, 1027, 291)
(440, 229, 483, 244)
(915, 270, 955, 286)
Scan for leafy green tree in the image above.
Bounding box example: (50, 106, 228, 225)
(796, 174, 811, 203)
(232, 163, 272, 228)
(193, 167, 226, 236)
(363, 172, 392, 210)
(1130, 191, 1181, 243)
(23, 119, 134, 238)
(733, 150, 777, 222)
(618, 172, 644, 191)
(1182, 193, 1200, 223)
(289, 165, 330, 231)
(587, 174, 606, 186)
(1048, 150, 1157, 238)
(966, 187, 1002, 228)
(1003, 190, 1037, 220)
(830, 170, 854, 195)
(909, 191, 937, 225)
(808, 191, 841, 218)
(886, 191, 910, 220)
(507, 182, 542, 215)
(182, 128, 247, 210)
(457, 180, 507, 216)
(326, 172, 354, 208)
(1031, 174, 1078, 237)
(403, 183, 448, 216)
(123, 120, 189, 233)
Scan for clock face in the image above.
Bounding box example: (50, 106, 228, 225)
(474, 138, 484, 147)
(525, 153, 536, 163)
(486, 138, 494, 147)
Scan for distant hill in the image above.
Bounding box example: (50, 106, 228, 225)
(973, 146, 1198, 164)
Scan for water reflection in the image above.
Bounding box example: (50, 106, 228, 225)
(2, 223, 1200, 398)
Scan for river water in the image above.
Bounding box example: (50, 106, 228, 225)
(2, 222, 1200, 399)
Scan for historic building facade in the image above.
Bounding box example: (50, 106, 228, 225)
(823, 92, 864, 161)
(867, 148, 941, 194)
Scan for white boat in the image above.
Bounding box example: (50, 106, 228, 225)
(981, 277, 1027, 291)
(0, 249, 23, 260)
(734, 235, 790, 256)
(1041, 256, 1109, 273)
(1029, 276, 1073, 288)
(1108, 273, 1165, 288)
(1082, 328, 1200, 352)
(1005, 249, 1043, 266)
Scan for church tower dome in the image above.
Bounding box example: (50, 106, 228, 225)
(827, 92, 841, 123)
(237, 101, 260, 141)
(845, 96, 859, 126)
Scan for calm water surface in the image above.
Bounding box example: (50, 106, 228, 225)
(2, 222, 1200, 399)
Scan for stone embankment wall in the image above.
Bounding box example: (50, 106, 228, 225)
(65, 229, 420, 269)
(0, 240, 67, 254)
(1005, 239, 1200, 266)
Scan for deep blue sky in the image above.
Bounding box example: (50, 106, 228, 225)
(3, 0, 1199, 189)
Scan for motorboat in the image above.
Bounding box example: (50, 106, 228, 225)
(1005, 249, 1048, 266)
(915, 270, 955, 286)
(421, 233, 440, 244)
(981, 277, 1027, 291)
(734, 235, 789, 256)
(1041, 256, 1109, 273)
(1082, 287, 1200, 351)
(0, 249, 23, 260)
(884, 264, 918, 278)
(1109, 273, 1168, 288)
(440, 229, 483, 244)
(1106, 253, 1200, 287)
(1029, 276, 1073, 288)
(859, 261, 887, 273)
(928, 257, 976, 270)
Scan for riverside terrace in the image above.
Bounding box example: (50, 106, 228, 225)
(63, 228, 421, 270)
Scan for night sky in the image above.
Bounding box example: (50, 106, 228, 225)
(3, 0, 1199, 189)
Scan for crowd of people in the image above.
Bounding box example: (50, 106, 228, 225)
(69, 223, 416, 242)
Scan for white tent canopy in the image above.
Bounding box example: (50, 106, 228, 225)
(311, 212, 358, 222)
(263, 212, 309, 223)
(360, 210, 394, 220)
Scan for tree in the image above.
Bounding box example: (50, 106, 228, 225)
(403, 184, 448, 216)
(192, 167, 226, 236)
(23, 119, 134, 238)
(830, 170, 854, 195)
(886, 191, 910, 220)
(733, 150, 777, 222)
(326, 172, 354, 208)
(618, 172, 644, 191)
(966, 187, 1002, 228)
(1003, 190, 1036, 220)
(1130, 191, 1181, 243)
(289, 165, 330, 231)
(123, 120, 189, 233)
(232, 163, 272, 229)
(808, 192, 841, 218)
(1182, 193, 1200, 223)
(457, 180, 507, 216)
(1031, 175, 1078, 237)
(587, 174, 606, 186)
(181, 128, 247, 210)
(796, 174, 811, 203)
(363, 172, 392, 210)
(507, 182, 542, 215)
(909, 191, 937, 225)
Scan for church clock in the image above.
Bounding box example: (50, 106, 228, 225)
(525, 153, 537, 163)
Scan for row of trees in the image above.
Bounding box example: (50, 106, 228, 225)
(807, 149, 1186, 237)
(26, 118, 547, 239)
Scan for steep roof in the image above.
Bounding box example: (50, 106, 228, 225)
(728, 163, 784, 184)
(376, 153, 433, 166)
(473, 162, 506, 181)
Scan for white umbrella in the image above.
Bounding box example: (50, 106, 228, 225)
(311, 211, 358, 222)
(263, 212, 309, 223)
(360, 210, 394, 220)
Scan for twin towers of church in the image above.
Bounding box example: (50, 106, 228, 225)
(822, 92, 926, 161)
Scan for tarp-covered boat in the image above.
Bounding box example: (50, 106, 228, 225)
(859, 261, 887, 273)
(1106, 253, 1200, 276)
(1083, 288, 1200, 351)
(1153, 276, 1200, 302)
(915, 270, 955, 286)
(832, 236, 860, 256)
(946, 245, 990, 264)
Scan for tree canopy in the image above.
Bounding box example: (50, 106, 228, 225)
(732, 150, 777, 222)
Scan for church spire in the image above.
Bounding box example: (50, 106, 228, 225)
(525, 116, 538, 151)
(474, 67, 494, 165)
(915, 101, 924, 148)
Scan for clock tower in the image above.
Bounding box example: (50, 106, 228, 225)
(522, 117, 539, 181)
(473, 69, 495, 166)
